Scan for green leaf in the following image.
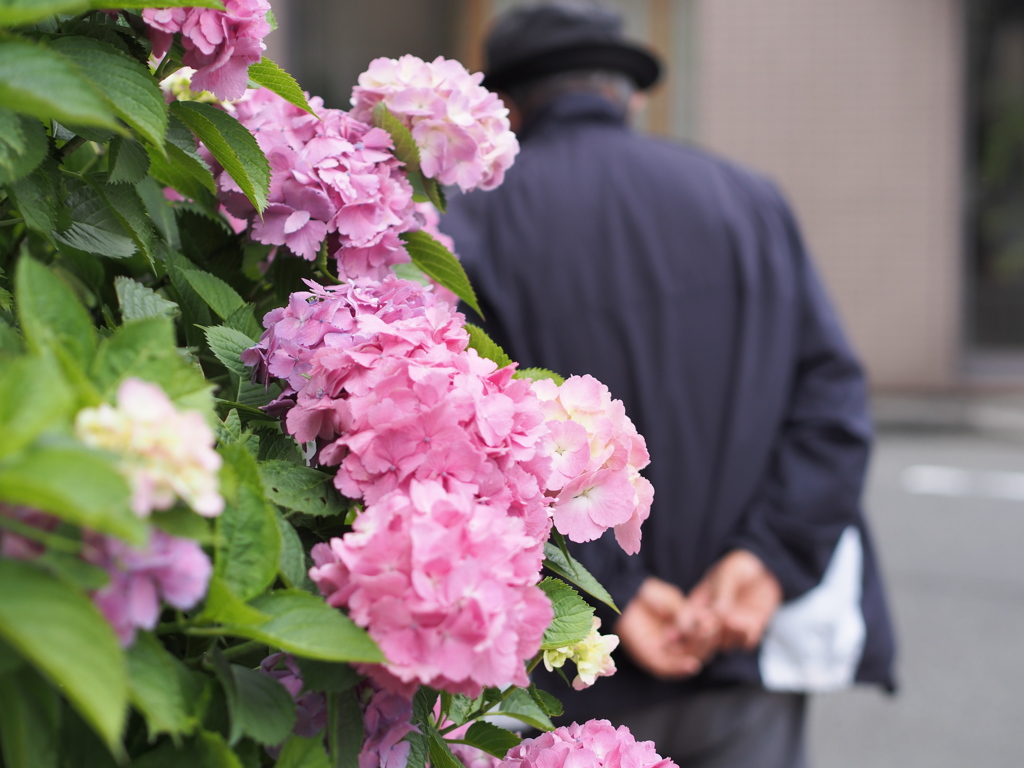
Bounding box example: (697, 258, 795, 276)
(8, 158, 67, 236)
(0, 0, 90, 26)
(210, 650, 296, 747)
(401, 230, 481, 317)
(127, 633, 196, 740)
(0, 110, 47, 185)
(277, 510, 315, 591)
(497, 688, 554, 732)
(465, 323, 513, 369)
(198, 576, 271, 627)
(538, 578, 595, 650)
(0, 560, 127, 757)
(51, 36, 167, 150)
(34, 548, 109, 591)
(0, 442, 144, 544)
(225, 303, 263, 340)
(259, 460, 347, 517)
(183, 268, 245, 320)
(108, 137, 151, 184)
(95, 177, 159, 260)
(515, 367, 566, 385)
(53, 175, 139, 260)
(248, 58, 316, 116)
(408, 171, 445, 213)
(427, 727, 464, 768)
(527, 683, 563, 717)
(328, 688, 363, 768)
(277, 734, 331, 768)
(371, 101, 420, 173)
(132, 730, 244, 768)
(115, 276, 180, 322)
(205, 324, 257, 380)
(293, 658, 360, 694)
(542, 541, 617, 612)
(219, 590, 383, 664)
(461, 721, 521, 759)
(171, 101, 269, 213)
(216, 482, 280, 601)
(150, 507, 214, 544)
(0, 354, 74, 461)
(16, 256, 97, 366)
(148, 139, 218, 205)
(0, 40, 117, 129)
(0, 665, 61, 768)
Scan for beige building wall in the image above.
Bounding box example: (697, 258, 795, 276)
(695, 0, 965, 390)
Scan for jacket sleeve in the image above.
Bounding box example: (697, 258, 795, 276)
(724, 191, 873, 602)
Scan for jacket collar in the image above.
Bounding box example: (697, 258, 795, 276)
(519, 91, 628, 140)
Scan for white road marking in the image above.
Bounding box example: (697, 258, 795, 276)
(901, 464, 1024, 501)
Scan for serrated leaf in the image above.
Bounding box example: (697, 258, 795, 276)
(0, 0, 90, 26)
(0, 560, 128, 758)
(127, 633, 196, 740)
(515, 367, 566, 385)
(259, 461, 347, 517)
(216, 481, 280, 601)
(16, 256, 97, 366)
(0, 354, 74, 461)
(225, 303, 263, 340)
(9, 158, 66, 235)
(527, 684, 563, 717)
(210, 650, 296, 747)
(497, 688, 554, 732)
(427, 727, 463, 768)
(0, 110, 47, 185)
(538, 578, 595, 650)
(171, 101, 269, 213)
(276, 510, 315, 592)
(248, 58, 316, 116)
(148, 138, 218, 205)
(115, 276, 180, 322)
(53, 174, 138, 260)
(371, 101, 420, 173)
(0, 442, 144, 544)
(462, 721, 521, 759)
(219, 590, 383, 663)
(95, 176, 159, 260)
(182, 268, 245, 320)
(401, 230, 481, 317)
(108, 137, 150, 184)
(52, 36, 167, 150)
(465, 323, 513, 369)
(328, 687, 363, 768)
(0, 40, 117, 129)
(542, 541, 617, 612)
(205, 324, 257, 379)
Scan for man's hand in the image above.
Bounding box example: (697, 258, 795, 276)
(688, 549, 782, 652)
(613, 576, 718, 679)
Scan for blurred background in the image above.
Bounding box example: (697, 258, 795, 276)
(263, 1, 1023, 764)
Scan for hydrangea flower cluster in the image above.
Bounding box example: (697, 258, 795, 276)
(142, 0, 272, 101)
(84, 528, 212, 647)
(310, 479, 553, 697)
(350, 55, 519, 192)
(532, 376, 654, 555)
(242, 276, 556, 695)
(222, 87, 418, 280)
(501, 720, 676, 768)
(0, 505, 212, 648)
(75, 378, 223, 519)
(543, 617, 620, 691)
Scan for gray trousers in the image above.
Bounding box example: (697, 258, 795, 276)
(606, 688, 808, 768)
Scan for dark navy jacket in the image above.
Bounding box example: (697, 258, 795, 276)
(441, 92, 896, 721)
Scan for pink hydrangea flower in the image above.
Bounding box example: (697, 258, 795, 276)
(75, 378, 223, 518)
(142, 0, 271, 101)
(532, 376, 654, 555)
(501, 720, 676, 768)
(218, 88, 419, 280)
(84, 529, 212, 647)
(310, 480, 552, 698)
(350, 55, 519, 192)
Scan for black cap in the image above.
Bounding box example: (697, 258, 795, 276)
(483, 2, 662, 92)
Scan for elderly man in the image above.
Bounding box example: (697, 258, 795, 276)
(441, 4, 896, 767)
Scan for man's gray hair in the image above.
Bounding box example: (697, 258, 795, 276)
(503, 69, 636, 121)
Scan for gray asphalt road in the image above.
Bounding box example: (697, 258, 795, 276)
(808, 429, 1024, 766)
